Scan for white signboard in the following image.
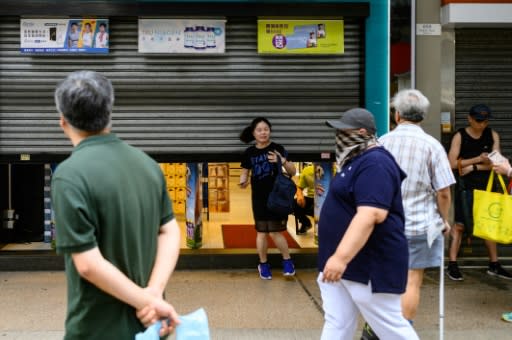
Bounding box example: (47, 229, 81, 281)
(416, 23, 442, 36)
(138, 19, 226, 53)
(20, 18, 109, 54)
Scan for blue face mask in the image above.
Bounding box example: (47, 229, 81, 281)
(135, 308, 210, 340)
(135, 321, 162, 340)
(176, 308, 210, 340)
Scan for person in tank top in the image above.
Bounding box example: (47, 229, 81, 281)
(447, 104, 512, 281)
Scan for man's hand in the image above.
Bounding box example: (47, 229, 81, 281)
(443, 220, 451, 236)
(136, 287, 180, 337)
(296, 188, 305, 208)
(321, 254, 346, 283)
(480, 152, 491, 165)
(136, 287, 161, 326)
(493, 159, 511, 177)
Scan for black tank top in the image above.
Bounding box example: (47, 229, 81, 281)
(457, 127, 494, 189)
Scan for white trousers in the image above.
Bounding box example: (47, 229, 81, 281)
(317, 273, 419, 340)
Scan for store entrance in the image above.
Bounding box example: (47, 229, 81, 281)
(175, 162, 317, 250)
(0, 162, 317, 252)
(0, 164, 45, 248)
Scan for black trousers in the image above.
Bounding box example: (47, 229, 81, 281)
(294, 196, 314, 226)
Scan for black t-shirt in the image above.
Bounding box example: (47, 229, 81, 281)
(241, 142, 288, 220)
(457, 127, 494, 189)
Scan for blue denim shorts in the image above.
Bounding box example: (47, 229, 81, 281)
(407, 233, 443, 269)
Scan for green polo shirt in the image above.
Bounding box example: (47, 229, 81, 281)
(51, 133, 174, 340)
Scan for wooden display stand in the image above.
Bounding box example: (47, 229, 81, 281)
(160, 163, 187, 215)
(208, 163, 230, 213)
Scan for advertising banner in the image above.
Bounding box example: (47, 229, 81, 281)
(258, 19, 344, 54)
(313, 162, 334, 244)
(186, 163, 203, 249)
(20, 18, 109, 54)
(138, 19, 226, 53)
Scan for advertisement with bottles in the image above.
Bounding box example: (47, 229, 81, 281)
(20, 18, 109, 54)
(138, 19, 226, 54)
(257, 19, 344, 54)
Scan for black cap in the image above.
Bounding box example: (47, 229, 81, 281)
(469, 104, 492, 121)
(326, 108, 376, 134)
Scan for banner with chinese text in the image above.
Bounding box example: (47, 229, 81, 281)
(20, 18, 109, 54)
(258, 20, 344, 54)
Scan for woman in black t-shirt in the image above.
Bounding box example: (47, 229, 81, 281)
(239, 117, 297, 280)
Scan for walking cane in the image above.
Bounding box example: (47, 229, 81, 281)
(439, 225, 448, 340)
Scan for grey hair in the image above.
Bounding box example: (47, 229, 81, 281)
(54, 70, 114, 132)
(392, 89, 430, 123)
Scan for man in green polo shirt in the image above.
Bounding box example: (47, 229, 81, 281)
(51, 70, 181, 339)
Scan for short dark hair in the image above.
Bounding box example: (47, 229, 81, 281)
(99, 23, 107, 28)
(54, 70, 114, 132)
(239, 117, 272, 143)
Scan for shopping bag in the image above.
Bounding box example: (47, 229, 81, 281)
(266, 159, 296, 217)
(473, 171, 512, 244)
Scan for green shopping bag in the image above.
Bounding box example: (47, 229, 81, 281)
(473, 171, 512, 244)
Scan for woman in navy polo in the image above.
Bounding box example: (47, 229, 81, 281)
(317, 108, 418, 340)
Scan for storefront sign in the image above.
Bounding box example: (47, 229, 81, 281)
(138, 19, 226, 53)
(20, 18, 109, 54)
(257, 20, 344, 54)
(416, 23, 441, 36)
(441, 111, 452, 133)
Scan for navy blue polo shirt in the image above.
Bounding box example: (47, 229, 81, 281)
(318, 147, 409, 294)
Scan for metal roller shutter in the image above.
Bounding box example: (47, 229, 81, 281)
(455, 29, 512, 160)
(454, 28, 512, 258)
(0, 16, 364, 162)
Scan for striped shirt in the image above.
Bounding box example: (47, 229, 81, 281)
(380, 124, 456, 236)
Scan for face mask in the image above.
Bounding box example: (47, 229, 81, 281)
(176, 308, 210, 340)
(335, 129, 376, 171)
(135, 308, 210, 340)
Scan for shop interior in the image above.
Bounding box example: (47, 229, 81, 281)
(0, 163, 318, 252)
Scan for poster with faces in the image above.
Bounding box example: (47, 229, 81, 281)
(20, 18, 109, 54)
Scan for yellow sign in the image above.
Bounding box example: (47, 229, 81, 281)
(258, 20, 344, 54)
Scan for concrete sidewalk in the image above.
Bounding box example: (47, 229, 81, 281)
(0, 267, 511, 339)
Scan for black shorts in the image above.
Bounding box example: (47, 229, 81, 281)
(255, 219, 287, 233)
(454, 187, 473, 227)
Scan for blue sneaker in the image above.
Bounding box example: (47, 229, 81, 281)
(283, 258, 295, 276)
(502, 312, 512, 322)
(258, 263, 272, 280)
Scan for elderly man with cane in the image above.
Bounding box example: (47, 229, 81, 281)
(362, 89, 455, 339)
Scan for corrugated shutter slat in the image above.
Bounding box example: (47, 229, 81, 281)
(0, 16, 363, 161)
(455, 29, 512, 160)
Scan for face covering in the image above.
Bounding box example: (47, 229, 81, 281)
(335, 129, 376, 172)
